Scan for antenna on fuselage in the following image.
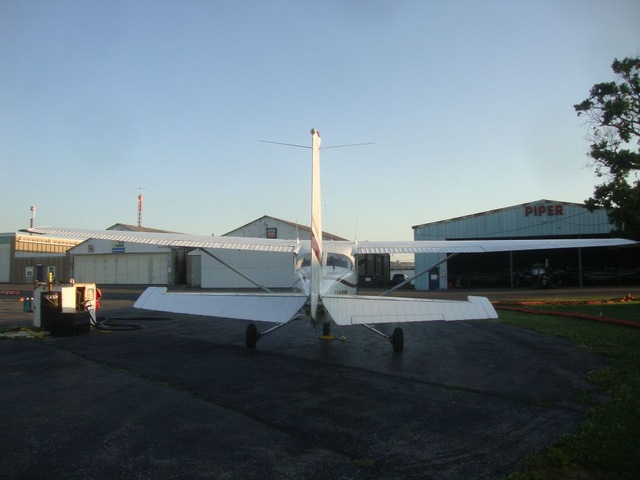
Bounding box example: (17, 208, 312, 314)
(259, 131, 373, 242)
(259, 140, 374, 149)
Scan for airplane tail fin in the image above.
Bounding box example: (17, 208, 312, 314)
(310, 128, 322, 320)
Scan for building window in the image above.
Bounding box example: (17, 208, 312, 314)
(266, 228, 277, 239)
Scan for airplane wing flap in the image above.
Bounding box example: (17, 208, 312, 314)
(134, 287, 307, 323)
(322, 295, 497, 326)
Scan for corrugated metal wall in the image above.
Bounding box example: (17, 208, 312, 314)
(0, 239, 10, 282)
(192, 250, 295, 289)
(72, 253, 170, 285)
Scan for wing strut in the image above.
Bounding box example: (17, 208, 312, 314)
(246, 311, 306, 348)
(361, 323, 405, 353)
(197, 248, 274, 293)
(379, 253, 460, 296)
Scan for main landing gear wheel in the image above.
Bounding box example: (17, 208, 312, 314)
(246, 323, 260, 349)
(391, 327, 404, 353)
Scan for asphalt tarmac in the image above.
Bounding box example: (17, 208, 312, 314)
(2, 286, 631, 479)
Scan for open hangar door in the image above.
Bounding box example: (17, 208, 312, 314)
(446, 245, 640, 288)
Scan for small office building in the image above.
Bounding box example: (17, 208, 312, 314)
(0, 232, 81, 283)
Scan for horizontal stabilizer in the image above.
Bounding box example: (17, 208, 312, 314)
(322, 295, 497, 325)
(134, 287, 307, 323)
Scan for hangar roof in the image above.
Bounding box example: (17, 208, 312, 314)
(224, 215, 348, 241)
(413, 199, 613, 240)
(107, 223, 181, 233)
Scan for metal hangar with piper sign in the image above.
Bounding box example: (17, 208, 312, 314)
(412, 199, 639, 291)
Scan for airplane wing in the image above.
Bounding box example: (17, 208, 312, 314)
(322, 294, 497, 325)
(24, 227, 300, 253)
(134, 287, 307, 323)
(346, 238, 637, 255)
(25, 227, 635, 254)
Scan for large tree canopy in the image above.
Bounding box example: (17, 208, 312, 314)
(574, 55, 640, 240)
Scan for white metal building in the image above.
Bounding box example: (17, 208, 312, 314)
(68, 224, 184, 285)
(413, 199, 634, 291)
(70, 239, 173, 285)
(190, 216, 347, 288)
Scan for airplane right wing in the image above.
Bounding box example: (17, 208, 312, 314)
(348, 237, 637, 255)
(134, 287, 307, 323)
(322, 294, 497, 325)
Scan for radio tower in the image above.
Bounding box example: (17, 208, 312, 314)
(135, 187, 146, 227)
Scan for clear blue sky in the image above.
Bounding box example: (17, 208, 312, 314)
(1, 0, 639, 241)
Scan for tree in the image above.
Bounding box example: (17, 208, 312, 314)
(574, 55, 640, 240)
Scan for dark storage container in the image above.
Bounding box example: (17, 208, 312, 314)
(40, 291, 61, 331)
(39, 291, 90, 336)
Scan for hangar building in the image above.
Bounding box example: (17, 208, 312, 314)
(413, 199, 638, 291)
(189, 216, 349, 288)
(69, 224, 187, 286)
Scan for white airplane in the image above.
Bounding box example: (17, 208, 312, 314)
(26, 129, 637, 352)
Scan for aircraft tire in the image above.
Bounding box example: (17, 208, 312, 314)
(392, 327, 404, 353)
(246, 323, 259, 349)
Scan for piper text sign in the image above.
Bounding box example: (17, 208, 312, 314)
(524, 204, 564, 217)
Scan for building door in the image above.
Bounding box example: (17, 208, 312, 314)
(36, 264, 44, 282)
(429, 267, 440, 290)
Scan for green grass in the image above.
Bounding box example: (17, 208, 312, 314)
(500, 305, 640, 479)
(522, 302, 640, 323)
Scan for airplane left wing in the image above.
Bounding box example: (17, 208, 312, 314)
(134, 287, 307, 323)
(322, 294, 497, 325)
(24, 227, 300, 253)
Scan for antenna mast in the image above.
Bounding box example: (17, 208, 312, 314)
(135, 187, 146, 227)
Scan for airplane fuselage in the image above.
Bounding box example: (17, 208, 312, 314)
(293, 243, 357, 323)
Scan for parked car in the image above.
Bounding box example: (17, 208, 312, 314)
(390, 273, 409, 287)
